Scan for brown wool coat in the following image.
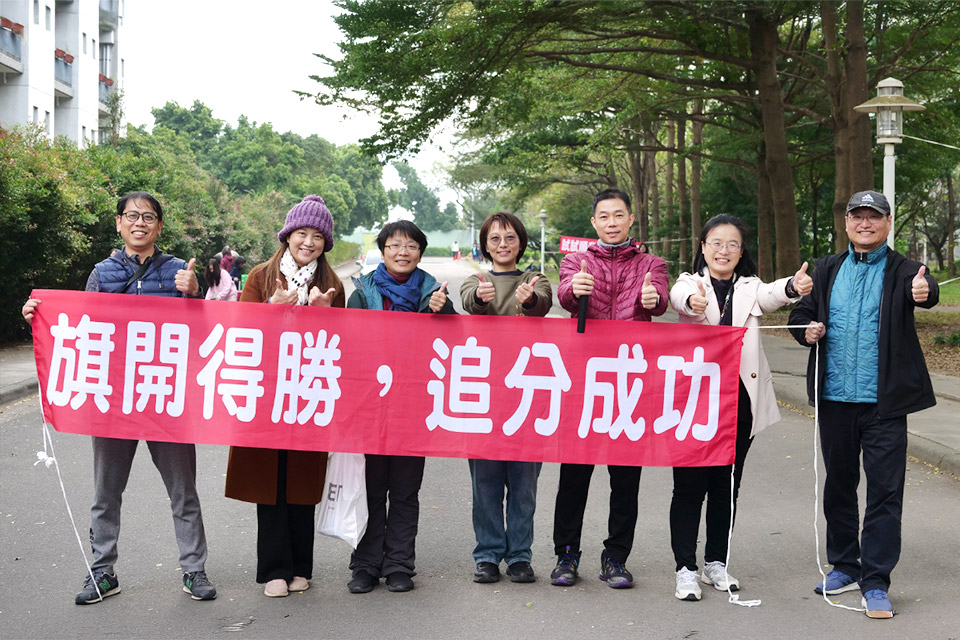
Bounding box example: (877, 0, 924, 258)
(223, 262, 343, 505)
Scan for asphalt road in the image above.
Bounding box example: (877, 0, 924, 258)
(2, 257, 958, 639)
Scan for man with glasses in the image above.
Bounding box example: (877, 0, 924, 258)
(551, 188, 669, 590)
(789, 190, 938, 619)
(22, 191, 216, 605)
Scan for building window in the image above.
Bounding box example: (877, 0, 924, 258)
(83, 33, 87, 54)
(45, 5, 51, 30)
(121, 58, 125, 78)
(82, 125, 87, 143)
(34, 1, 39, 24)
(92, 39, 96, 59)
(44, 111, 50, 133)
(33, 106, 39, 123)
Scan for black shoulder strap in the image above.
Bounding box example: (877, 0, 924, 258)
(121, 255, 153, 292)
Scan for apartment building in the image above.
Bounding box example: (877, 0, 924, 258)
(0, 0, 124, 146)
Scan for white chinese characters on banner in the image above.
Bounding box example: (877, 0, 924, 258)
(123, 321, 190, 417)
(197, 323, 265, 422)
(426, 337, 494, 434)
(47, 313, 116, 412)
(579, 344, 649, 441)
(653, 347, 721, 441)
(272, 330, 343, 426)
(503, 342, 571, 436)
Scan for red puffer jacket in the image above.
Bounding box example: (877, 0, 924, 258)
(558, 242, 669, 321)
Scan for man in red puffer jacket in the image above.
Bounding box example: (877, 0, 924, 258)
(550, 188, 669, 590)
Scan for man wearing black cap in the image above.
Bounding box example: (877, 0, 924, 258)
(789, 190, 939, 619)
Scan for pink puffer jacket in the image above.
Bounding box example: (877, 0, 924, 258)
(558, 242, 669, 321)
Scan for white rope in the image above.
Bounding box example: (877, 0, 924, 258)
(938, 276, 960, 286)
(723, 463, 761, 607)
(33, 384, 104, 601)
(809, 344, 864, 612)
(744, 325, 863, 611)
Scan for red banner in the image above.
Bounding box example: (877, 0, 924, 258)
(30, 290, 746, 467)
(559, 235, 646, 253)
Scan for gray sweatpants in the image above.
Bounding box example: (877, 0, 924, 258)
(89, 437, 208, 574)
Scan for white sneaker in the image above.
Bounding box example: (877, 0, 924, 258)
(675, 568, 702, 601)
(701, 561, 740, 592)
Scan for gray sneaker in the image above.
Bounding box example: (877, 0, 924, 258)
(182, 570, 217, 601)
(75, 571, 120, 605)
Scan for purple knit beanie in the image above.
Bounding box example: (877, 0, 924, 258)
(278, 195, 335, 252)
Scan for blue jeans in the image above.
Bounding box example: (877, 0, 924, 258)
(468, 459, 541, 565)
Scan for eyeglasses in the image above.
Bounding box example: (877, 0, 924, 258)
(121, 211, 158, 224)
(385, 243, 420, 253)
(847, 212, 886, 224)
(487, 234, 518, 246)
(704, 240, 741, 252)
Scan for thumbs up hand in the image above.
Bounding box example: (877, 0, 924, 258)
(429, 281, 448, 313)
(270, 279, 299, 305)
(175, 258, 199, 295)
(475, 272, 496, 303)
(515, 275, 539, 307)
(309, 286, 338, 307)
(791, 261, 812, 297)
(572, 259, 594, 297)
(640, 271, 659, 310)
(688, 280, 708, 315)
(912, 266, 930, 303)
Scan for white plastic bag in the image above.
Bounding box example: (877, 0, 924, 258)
(316, 452, 368, 549)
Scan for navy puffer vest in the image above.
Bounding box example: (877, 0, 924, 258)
(94, 250, 185, 297)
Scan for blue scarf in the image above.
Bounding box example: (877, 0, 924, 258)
(372, 262, 425, 312)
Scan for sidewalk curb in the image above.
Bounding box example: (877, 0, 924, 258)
(0, 379, 38, 406)
(773, 373, 960, 479)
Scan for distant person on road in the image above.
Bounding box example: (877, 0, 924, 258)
(224, 195, 344, 598)
(668, 214, 811, 601)
(346, 220, 455, 595)
(460, 212, 553, 585)
(789, 190, 939, 619)
(551, 187, 669, 590)
(451, 240, 460, 261)
(21, 191, 216, 605)
(203, 258, 238, 301)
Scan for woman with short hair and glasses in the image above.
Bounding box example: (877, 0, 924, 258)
(459, 212, 553, 585)
(667, 214, 812, 602)
(345, 219, 455, 595)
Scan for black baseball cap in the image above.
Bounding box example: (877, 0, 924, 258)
(846, 190, 890, 216)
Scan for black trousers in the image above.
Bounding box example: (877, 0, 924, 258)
(256, 451, 317, 583)
(349, 454, 425, 578)
(670, 382, 754, 572)
(552, 464, 642, 563)
(819, 400, 907, 592)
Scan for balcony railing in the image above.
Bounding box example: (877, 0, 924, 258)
(55, 56, 72, 86)
(0, 22, 23, 62)
(99, 0, 120, 29)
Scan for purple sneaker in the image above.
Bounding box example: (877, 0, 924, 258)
(550, 547, 580, 586)
(599, 557, 633, 589)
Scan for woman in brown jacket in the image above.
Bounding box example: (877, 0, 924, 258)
(225, 195, 345, 597)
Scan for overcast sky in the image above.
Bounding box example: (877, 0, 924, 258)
(122, 0, 454, 210)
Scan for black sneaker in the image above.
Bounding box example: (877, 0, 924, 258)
(385, 572, 414, 592)
(182, 570, 217, 601)
(75, 571, 120, 605)
(348, 571, 378, 594)
(506, 561, 536, 583)
(550, 546, 580, 586)
(473, 561, 501, 583)
(599, 557, 634, 589)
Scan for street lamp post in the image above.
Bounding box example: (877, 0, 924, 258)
(538, 209, 548, 274)
(853, 77, 925, 249)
